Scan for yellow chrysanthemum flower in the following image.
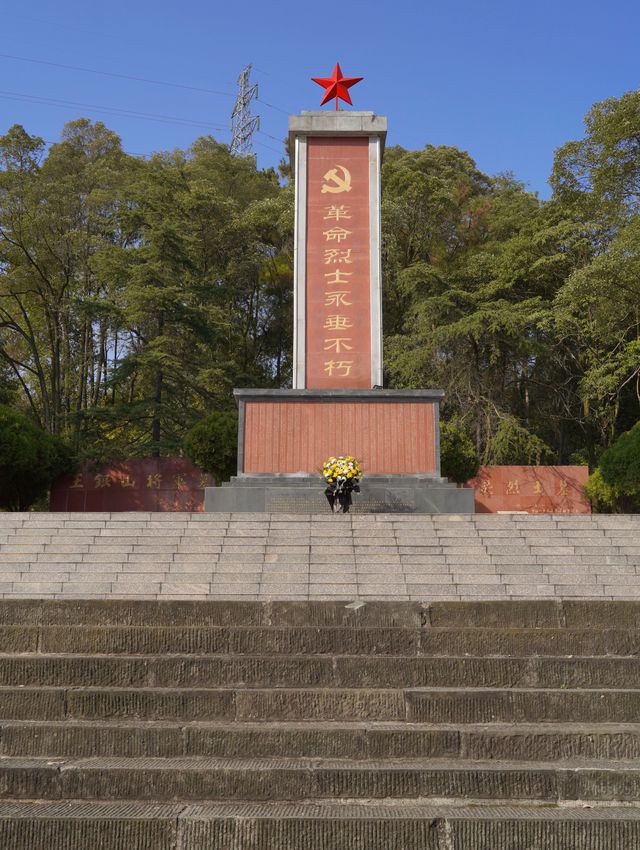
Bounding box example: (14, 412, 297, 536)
(322, 455, 361, 485)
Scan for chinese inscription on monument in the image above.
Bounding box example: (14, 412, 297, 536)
(305, 137, 372, 388)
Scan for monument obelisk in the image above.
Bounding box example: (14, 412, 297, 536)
(205, 65, 473, 513)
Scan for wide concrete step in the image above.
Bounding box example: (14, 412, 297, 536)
(0, 686, 404, 721)
(8, 624, 640, 655)
(1, 755, 639, 803)
(407, 687, 640, 723)
(3, 599, 640, 628)
(5, 625, 426, 655)
(2, 800, 640, 850)
(0, 599, 423, 627)
(4, 720, 640, 761)
(3, 685, 640, 723)
(418, 629, 640, 656)
(1, 653, 639, 689)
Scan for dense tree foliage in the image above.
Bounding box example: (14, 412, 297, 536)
(1, 89, 640, 488)
(183, 410, 238, 484)
(439, 422, 480, 485)
(0, 405, 74, 509)
(0, 121, 292, 463)
(381, 91, 640, 470)
(584, 422, 640, 513)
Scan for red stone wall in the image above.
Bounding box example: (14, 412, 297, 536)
(50, 458, 214, 512)
(242, 399, 438, 474)
(50, 458, 591, 514)
(467, 466, 590, 514)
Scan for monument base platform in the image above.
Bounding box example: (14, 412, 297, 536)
(234, 389, 443, 476)
(205, 474, 474, 514)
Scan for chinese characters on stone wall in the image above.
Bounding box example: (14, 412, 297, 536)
(69, 471, 210, 491)
(50, 459, 215, 512)
(322, 200, 355, 379)
(305, 138, 371, 388)
(471, 466, 590, 514)
(479, 477, 571, 499)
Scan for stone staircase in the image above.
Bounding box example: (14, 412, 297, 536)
(0, 598, 639, 848)
(1, 511, 640, 600)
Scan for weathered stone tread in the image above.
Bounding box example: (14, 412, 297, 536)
(0, 594, 639, 845)
(0, 755, 639, 803)
(1, 652, 639, 689)
(2, 798, 640, 819)
(7, 718, 640, 760)
(1, 800, 640, 850)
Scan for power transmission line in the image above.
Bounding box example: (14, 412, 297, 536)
(0, 91, 287, 156)
(256, 98, 288, 115)
(0, 56, 287, 158)
(0, 53, 235, 99)
(0, 89, 229, 132)
(0, 53, 291, 115)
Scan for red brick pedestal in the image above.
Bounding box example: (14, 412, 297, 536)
(237, 389, 441, 475)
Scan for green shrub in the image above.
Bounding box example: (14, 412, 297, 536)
(440, 422, 480, 484)
(583, 467, 617, 513)
(183, 411, 238, 484)
(0, 405, 75, 510)
(587, 420, 640, 513)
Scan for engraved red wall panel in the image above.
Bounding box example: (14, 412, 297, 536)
(50, 458, 214, 512)
(242, 400, 437, 474)
(467, 466, 590, 514)
(305, 137, 371, 388)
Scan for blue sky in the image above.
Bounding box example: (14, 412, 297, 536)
(2, 0, 639, 199)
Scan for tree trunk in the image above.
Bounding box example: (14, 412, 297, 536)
(151, 311, 164, 457)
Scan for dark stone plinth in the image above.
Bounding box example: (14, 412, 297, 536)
(204, 474, 474, 514)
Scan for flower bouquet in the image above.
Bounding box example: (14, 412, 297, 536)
(322, 456, 362, 513)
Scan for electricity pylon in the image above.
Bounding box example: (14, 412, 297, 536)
(230, 64, 259, 156)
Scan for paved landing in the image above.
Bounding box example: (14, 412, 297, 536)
(1, 512, 639, 601)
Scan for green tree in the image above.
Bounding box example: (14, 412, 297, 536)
(0, 121, 293, 462)
(183, 410, 238, 484)
(584, 420, 640, 512)
(381, 144, 493, 337)
(583, 468, 616, 514)
(549, 90, 640, 460)
(485, 415, 553, 465)
(0, 120, 137, 442)
(0, 404, 74, 510)
(440, 422, 480, 484)
(550, 90, 640, 221)
(382, 149, 562, 463)
(92, 138, 291, 459)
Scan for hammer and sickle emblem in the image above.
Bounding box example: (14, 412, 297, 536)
(321, 165, 352, 194)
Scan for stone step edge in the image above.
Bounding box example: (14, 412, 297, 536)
(1, 799, 640, 821)
(14, 624, 637, 632)
(4, 651, 640, 660)
(2, 685, 640, 694)
(5, 720, 640, 760)
(4, 756, 640, 806)
(16, 623, 640, 629)
(3, 599, 640, 630)
(1, 755, 639, 771)
(6, 718, 640, 731)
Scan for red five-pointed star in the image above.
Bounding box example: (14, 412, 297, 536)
(312, 62, 363, 111)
